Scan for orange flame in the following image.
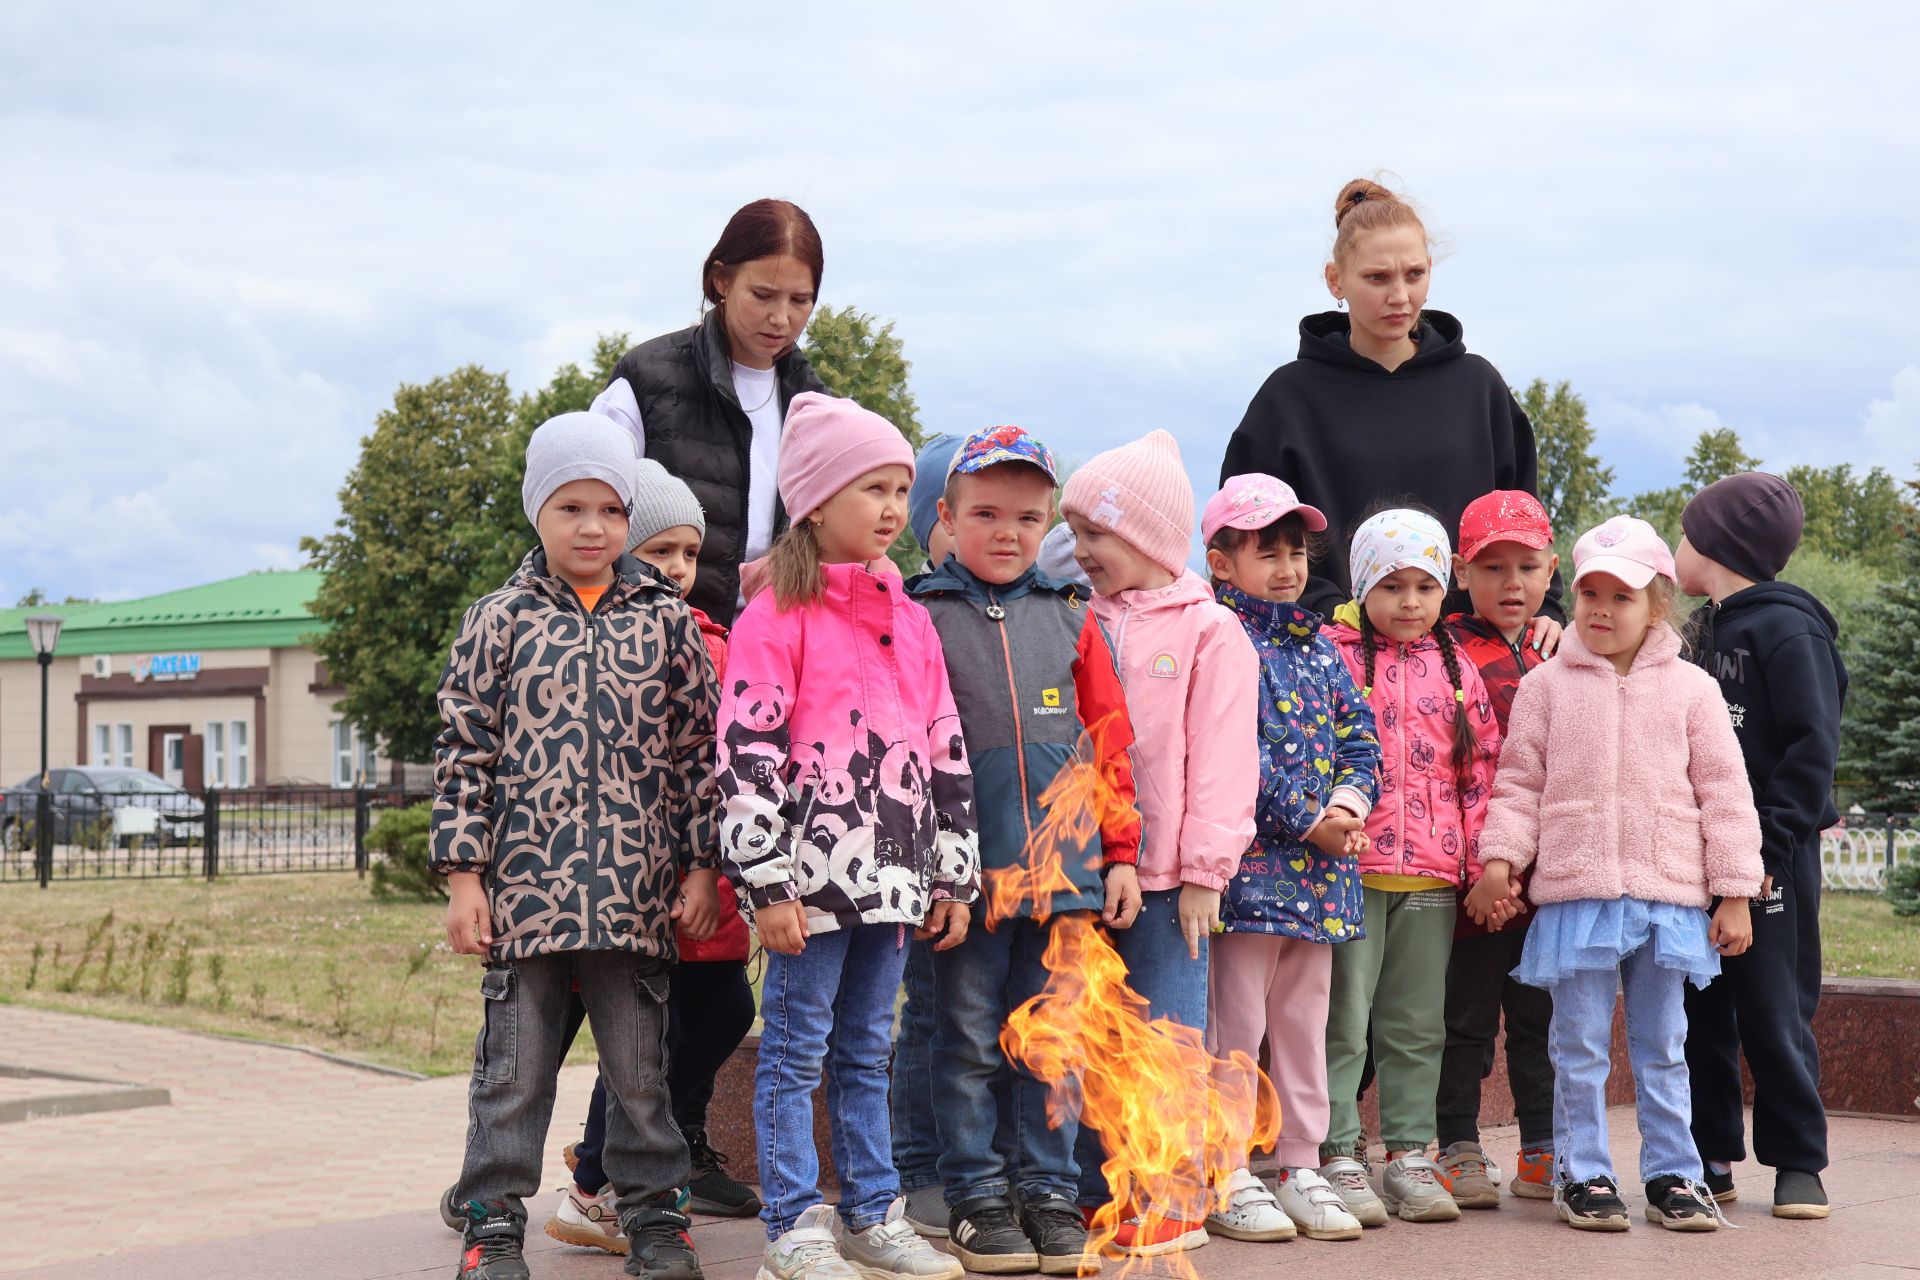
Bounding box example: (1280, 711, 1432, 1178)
(986, 714, 1280, 1274)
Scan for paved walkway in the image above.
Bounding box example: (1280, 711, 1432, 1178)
(5, 1005, 1917, 1277)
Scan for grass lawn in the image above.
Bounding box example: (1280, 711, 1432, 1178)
(1820, 890, 1920, 981)
(0, 872, 596, 1076)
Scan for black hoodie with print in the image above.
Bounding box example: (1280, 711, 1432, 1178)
(1221, 310, 1564, 622)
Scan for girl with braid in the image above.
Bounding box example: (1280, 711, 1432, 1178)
(1314, 507, 1502, 1227)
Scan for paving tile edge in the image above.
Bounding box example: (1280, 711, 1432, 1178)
(175, 1027, 431, 1081)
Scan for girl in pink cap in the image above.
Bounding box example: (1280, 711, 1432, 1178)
(717, 392, 979, 1280)
(1467, 515, 1763, 1235)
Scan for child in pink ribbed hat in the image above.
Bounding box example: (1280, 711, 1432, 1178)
(1058, 429, 1263, 1248)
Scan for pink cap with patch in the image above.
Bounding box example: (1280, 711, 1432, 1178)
(1572, 515, 1676, 590)
(1201, 473, 1328, 545)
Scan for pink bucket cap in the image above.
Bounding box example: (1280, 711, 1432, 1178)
(1572, 515, 1676, 590)
(1202, 473, 1328, 545)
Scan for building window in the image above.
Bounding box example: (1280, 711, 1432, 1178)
(205, 721, 225, 787)
(332, 720, 379, 788)
(230, 720, 250, 789)
(115, 723, 134, 769)
(92, 724, 112, 766)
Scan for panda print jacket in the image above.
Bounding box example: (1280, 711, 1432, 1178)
(717, 560, 981, 933)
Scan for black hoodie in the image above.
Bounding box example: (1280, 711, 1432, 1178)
(1687, 581, 1848, 879)
(1221, 310, 1564, 622)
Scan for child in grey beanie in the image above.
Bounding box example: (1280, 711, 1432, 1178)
(521, 411, 638, 526)
(626, 459, 708, 553)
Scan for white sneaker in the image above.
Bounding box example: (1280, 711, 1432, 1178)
(1373, 1154, 1462, 1223)
(760, 1204, 864, 1280)
(543, 1182, 628, 1254)
(1205, 1168, 1296, 1242)
(1275, 1168, 1362, 1241)
(837, 1198, 964, 1279)
(1315, 1157, 1390, 1228)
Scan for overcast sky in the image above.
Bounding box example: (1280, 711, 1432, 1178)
(4, 1, 1917, 603)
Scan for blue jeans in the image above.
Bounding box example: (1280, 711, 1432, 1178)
(890, 940, 942, 1192)
(1074, 888, 1208, 1207)
(1550, 942, 1703, 1185)
(933, 914, 1082, 1207)
(756, 924, 911, 1238)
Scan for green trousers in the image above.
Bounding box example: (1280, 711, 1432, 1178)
(1320, 886, 1457, 1160)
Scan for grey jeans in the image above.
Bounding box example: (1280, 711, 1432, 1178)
(455, 951, 688, 1232)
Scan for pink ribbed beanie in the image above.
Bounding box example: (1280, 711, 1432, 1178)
(1059, 429, 1194, 575)
(778, 392, 916, 522)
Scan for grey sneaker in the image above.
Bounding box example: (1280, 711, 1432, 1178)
(1436, 1141, 1500, 1210)
(759, 1205, 863, 1280)
(837, 1198, 964, 1280)
(902, 1185, 949, 1239)
(1316, 1157, 1389, 1228)
(1373, 1155, 1461, 1222)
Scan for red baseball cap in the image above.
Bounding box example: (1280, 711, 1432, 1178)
(1458, 491, 1554, 563)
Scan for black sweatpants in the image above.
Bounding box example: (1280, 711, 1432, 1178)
(1435, 926, 1555, 1150)
(1685, 843, 1828, 1173)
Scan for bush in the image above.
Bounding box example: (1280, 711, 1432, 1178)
(368, 803, 444, 902)
(1887, 859, 1920, 919)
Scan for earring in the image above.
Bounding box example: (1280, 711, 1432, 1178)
(1336, 298, 1347, 311)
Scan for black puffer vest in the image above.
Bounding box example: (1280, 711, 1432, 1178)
(607, 311, 826, 624)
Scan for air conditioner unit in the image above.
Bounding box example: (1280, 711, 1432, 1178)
(92, 655, 112, 679)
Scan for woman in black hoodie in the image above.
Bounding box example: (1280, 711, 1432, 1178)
(1220, 178, 1563, 631)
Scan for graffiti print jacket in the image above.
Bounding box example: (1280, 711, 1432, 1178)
(911, 558, 1140, 921)
(430, 549, 720, 963)
(1218, 587, 1380, 942)
(717, 560, 980, 934)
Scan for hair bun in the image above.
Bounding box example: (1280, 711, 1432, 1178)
(1334, 178, 1398, 228)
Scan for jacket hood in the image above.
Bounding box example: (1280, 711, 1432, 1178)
(1104, 568, 1218, 614)
(1216, 583, 1323, 637)
(1557, 620, 1684, 674)
(911, 556, 1073, 602)
(1297, 309, 1468, 377)
(507, 547, 673, 609)
(1713, 580, 1840, 640)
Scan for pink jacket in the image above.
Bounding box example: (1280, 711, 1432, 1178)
(1089, 571, 1257, 893)
(716, 561, 981, 934)
(1328, 623, 1500, 886)
(1480, 624, 1763, 908)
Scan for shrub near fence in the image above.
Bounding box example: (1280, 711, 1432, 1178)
(0, 787, 435, 886)
(1821, 814, 1918, 892)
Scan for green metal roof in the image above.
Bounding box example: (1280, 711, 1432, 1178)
(0, 570, 327, 660)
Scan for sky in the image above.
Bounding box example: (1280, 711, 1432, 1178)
(3, 1, 1918, 603)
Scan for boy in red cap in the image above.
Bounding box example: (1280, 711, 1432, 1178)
(1434, 491, 1561, 1207)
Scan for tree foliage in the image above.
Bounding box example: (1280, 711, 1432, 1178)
(1520, 378, 1615, 538)
(1839, 477, 1920, 808)
(1783, 462, 1909, 576)
(803, 306, 928, 572)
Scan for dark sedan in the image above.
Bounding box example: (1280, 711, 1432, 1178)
(1, 767, 206, 846)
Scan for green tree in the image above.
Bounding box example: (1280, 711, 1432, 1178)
(803, 306, 928, 571)
(1785, 462, 1911, 576)
(1520, 378, 1616, 537)
(1839, 483, 1920, 809)
(1684, 427, 1763, 489)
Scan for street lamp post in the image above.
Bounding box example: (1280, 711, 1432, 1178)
(25, 614, 64, 889)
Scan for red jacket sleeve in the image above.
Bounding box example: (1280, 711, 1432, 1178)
(1073, 615, 1142, 867)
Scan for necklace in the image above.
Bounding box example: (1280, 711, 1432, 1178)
(737, 369, 777, 413)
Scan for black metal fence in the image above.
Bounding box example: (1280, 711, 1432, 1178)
(0, 786, 433, 886)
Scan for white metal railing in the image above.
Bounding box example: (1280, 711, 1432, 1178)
(1820, 817, 1919, 892)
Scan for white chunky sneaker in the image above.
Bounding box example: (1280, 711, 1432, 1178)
(837, 1198, 965, 1280)
(1316, 1157, 1389, 1228)
(759, 1204, 864, 1280)
(1274, 1167, 1362, 1241)
(543, 1182, 629, 1254)
(1205, 1168, 1296, 1242)
(1373, 1154, 1462, 1223)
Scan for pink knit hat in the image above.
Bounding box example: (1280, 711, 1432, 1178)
(778, 392, 916, 522)
(1059, 429, 1195, 575)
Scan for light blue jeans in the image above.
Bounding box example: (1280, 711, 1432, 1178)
(1549, 941, 1704, 1185)
(756, 924, 910, 1237)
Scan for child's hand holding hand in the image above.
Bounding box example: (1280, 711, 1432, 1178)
(1463, 862, 1513, 928)
(1308, 812, 1362, 859)
(1102, 864, 1142, 929)
(757, 899, 810, 955)
(674, 868, 721, 941)
(1710, 896, 1753, 957)
(918, 899, 972, 951)
(445, 871, 493, 956)
(1178, 884, 1222, 960)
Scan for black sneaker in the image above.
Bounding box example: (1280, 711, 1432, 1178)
(1554, 1176, 1630, 1232)
(684, 1127, 763, 1218)
(949, 1197, 1041, 1274)
(458, 1202, 530, 1280)
(1702, 1167, 1737, 1204)
(1773, 1169, 1830, 1220)
(441, 1184, 465, 1231)
(1021, 1197, 1098, 1277)
(624, 1197, 706, 1280)
(1645, 1176, 1720, 1232)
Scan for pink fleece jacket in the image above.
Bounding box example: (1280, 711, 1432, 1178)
(1327, 622, 1501, 886)
(1089, 570, 1258, 892)
(1480, 623, 1764, 908)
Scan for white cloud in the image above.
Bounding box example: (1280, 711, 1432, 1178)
(1858, 367, 1920, 476)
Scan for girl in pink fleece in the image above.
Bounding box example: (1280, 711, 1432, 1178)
(1467, 515, 1762, 1235)
(1059, 429, 1260, 1255)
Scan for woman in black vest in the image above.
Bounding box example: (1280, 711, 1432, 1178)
(1219, 177, 1563, 635)
(593, 198, 827, 624)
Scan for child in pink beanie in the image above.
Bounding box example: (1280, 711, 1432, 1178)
(1058, 429, 1260, 1255)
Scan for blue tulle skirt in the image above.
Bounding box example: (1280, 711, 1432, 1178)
(1514, 897, 1721, 991)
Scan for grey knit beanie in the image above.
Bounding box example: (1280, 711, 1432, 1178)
(521, 411, 637, 527)
(625, 459, 708, 552)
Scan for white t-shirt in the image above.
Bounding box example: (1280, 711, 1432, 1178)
(589, 362, 785, 563)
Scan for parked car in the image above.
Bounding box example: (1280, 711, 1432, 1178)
(0, 767, 206, 847)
